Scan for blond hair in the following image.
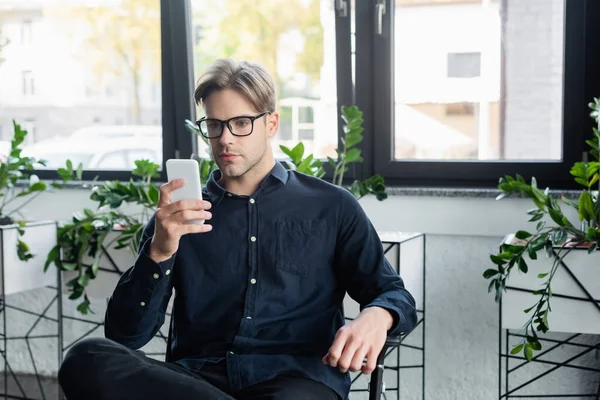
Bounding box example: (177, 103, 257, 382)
(194, 58, 276, 113)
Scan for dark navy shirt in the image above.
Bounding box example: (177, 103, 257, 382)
(105, 161, 417, 399)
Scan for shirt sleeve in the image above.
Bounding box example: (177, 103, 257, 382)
(334, 189, 418, 337)
(104, 214, 176, 349)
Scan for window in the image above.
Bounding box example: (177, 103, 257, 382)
(193, 25, 203, 46)
(447, 52, 481, 78)
(364, 0, 594, 188)
(445, 103, 475, 116)
(5, 0, 593, 190)
(22, 71, 34, 95)
(190, 0, 341, 161)
(21, 20, 32, 44)
(1, 0, 166, 180)
(95, 151, 129, 170)
(23, 119, 36, 144)
(126, 149, 160, 166)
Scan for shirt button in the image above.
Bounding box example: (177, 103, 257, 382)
(250, 278, 257, 284)
(140, 301, 146, 307)
(227, 193, 232, 197)
(165, 269, 171, 276)
(230, 351, 235, 355)
(246, 316, 252, 320)
(249, 198, 255, 204)
(153, 273, 159, 279)
(250, 236, 256, 242)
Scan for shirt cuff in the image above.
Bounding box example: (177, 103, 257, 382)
(132, 237, 177, 282)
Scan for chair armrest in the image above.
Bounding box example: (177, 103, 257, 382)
(369, 335, 403, 400)
(384, 335, 402, 348)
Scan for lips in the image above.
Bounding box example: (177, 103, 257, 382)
(219, 152, 239, 162)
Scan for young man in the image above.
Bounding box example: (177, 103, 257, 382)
(58, 58, 417, 400)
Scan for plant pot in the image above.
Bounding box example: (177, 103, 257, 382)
(501, 240, 600, 335)
(0, 220, 57, 296)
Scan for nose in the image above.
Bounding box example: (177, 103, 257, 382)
(218, 124, 235, 146)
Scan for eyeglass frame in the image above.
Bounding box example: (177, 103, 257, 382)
(196, 112, 269, 139)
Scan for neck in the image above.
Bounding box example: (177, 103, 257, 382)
(219, 151, 276, 196)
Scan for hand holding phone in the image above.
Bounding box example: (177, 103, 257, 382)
(148, 159, 212, 263)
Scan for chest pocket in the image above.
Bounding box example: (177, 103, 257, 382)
(276, 219, 328, 275)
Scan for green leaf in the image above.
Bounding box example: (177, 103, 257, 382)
(578, 191, 594, 221)
(518, 258, 528, 273)
(515, 230, 533, 240)
(588, 243, 598, 254)
(16, 236, 32, 259)
(344, 148, 363, 163)
(528, 213, 544, 222)
(148, 184, 159, 205)
(524, 343, 534, 361)
(78, 273, 90, 287)
(490, 254, 508, 265)
(536, 221, 546, 231)
(510, 344, 524, 355)
(527, 245, 538, 260)
(290, 142, 305, 165)
(488, 279, 496, 293)
(44, 246, 59, 272)
(61, 263, 78, 271)
(552, 230, 567, 245)
(537, 273, 549, 279)
(76, 297, 91, 315)
(561, 196, 579, 209)
(483, 269, 500, 279)
(297, 154, 315, 175)
(279, 145, 293, 160)
(523, 304, 537, 313)
(548, 208, 565, 226)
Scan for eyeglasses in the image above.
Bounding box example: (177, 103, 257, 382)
(196, 112, 269, 139)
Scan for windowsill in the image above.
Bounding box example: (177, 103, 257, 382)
(18, 179, 585, 200)
(385, 186, 583, 199)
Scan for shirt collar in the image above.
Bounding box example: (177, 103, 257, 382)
(205, 160, 289, 204)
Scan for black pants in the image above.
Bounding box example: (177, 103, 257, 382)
(58, 337, 339, 400)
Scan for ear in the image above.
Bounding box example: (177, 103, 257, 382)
(266, 112, 279, 139)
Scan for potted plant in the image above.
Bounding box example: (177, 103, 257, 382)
(0, 120, 79, 295)
(44, 159, 161, 314)
(483, 98, 600, 360)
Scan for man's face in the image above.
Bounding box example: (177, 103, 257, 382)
(204, 88, 278, 178)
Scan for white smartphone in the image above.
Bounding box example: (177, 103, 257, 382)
(165, 159, 204, 225)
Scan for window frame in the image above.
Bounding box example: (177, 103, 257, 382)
(359, 0, 598, 190)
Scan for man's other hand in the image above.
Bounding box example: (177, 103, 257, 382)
(322, 306, 393, 375)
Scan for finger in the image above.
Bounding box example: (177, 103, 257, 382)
(326, 330, 348, 368)
(183, 223, 212, 235)
(158, 179, 185, 208)
(349, 346, 369, 372)
(362, 347, 379, 375)
(337, 339, 361, 373)
(163, 199, 212, 216)
(175, 210, 212, 223)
